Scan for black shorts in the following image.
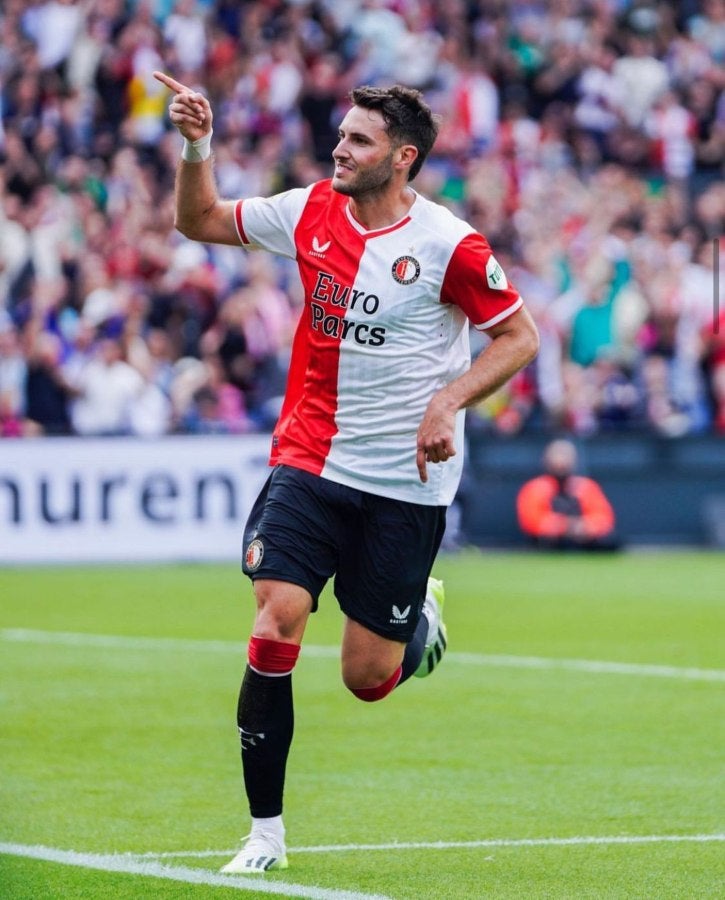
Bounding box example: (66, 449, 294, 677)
(242, 465, 446, 642)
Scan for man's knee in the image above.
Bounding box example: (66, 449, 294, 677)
(344, 664, 402, 702)
(341, 619, 406, 701)
(252, 579, 312, 644)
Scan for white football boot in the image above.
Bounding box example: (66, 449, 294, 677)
(221, 829, 289, 874)
(414, 576, 448, 678)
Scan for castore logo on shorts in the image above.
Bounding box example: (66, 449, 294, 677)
(390, 604, 411, 625)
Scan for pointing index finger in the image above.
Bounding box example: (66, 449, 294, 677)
(416, 447, 428, 483)
(153, 71, 189, 94)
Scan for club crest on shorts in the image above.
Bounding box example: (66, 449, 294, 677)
(245, 538, 264, 571)
(391, 255, 421, 285)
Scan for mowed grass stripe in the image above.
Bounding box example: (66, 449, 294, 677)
(0, 842, 393, 900)
(3, 628, 724, 682)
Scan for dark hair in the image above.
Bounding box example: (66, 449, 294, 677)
(349, 85, 440, 181)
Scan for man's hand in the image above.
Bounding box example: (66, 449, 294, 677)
(416, 395, 458, 483)
(153, 71, 212, 143)
(415, 307, 539, 484)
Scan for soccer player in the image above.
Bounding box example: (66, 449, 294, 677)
(155, 71, 539, 873)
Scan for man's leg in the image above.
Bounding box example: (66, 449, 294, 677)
(340, 575, 447, 701)
(340, 617, 406, 700)
(337, 492, 448, 699)
(222, 579, 311, 874)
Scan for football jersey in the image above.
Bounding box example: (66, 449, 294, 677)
(234, 180, 522, 506)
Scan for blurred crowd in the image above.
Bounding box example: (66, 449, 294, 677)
(0, 0, 724, 440)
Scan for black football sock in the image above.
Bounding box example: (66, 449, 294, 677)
(236, 666, 294, 818)
(399, 611, 429, 683)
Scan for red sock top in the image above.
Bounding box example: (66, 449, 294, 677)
(350, 665, 402, 702)
(248, 635, 300, 675)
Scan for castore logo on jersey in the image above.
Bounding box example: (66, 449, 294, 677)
(309, 236, 331, 258)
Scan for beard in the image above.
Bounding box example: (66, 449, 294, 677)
(332, 151, 396, 199)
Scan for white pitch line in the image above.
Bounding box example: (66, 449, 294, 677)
(132, 833, 725, 859)
(0, 842, 392, 900)
(446, 651, 725, 682)
(2, 628, 724, 683)
(0, 628, 245, 655)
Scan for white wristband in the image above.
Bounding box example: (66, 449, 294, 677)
(182, 130, 213, 162)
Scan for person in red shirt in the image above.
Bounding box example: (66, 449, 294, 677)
(517, 439, 619, 550)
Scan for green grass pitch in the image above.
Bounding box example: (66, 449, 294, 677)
(1, 551, 723, 898)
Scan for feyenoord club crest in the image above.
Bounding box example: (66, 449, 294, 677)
(391, 255, 421, 285)
(245, 538, 264, 571)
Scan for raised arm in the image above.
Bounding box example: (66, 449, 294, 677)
(153, 71, 240, 246)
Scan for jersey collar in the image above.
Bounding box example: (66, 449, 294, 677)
(344, 192, 417, 238)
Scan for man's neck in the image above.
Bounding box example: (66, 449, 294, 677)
(347, 186, 416, 231)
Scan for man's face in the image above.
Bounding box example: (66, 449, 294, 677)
(331, 105, 397, 199)
(544, 440, 577, 478)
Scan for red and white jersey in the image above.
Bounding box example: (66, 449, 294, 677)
(234, 180, 522, 505)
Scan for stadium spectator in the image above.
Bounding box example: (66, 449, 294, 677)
(573, 40, 624, 152)
(23, 329, 73, 434)
(517, 438, 619, 550)
(644, 88, 697, 185)
(66, 320, 145, 435)
(0, 313, 26, 433)
(688, 0, 725, 64)
(298, 56, 350, 165)
(156, 69, 537, 875)
(180, 358, 250, 435)
(700, 304, 725, 433)
(163, 0, 208, 77)
(1, 0, 724, 441)
(611, 28, 669, 129)
(21, 0, 84, 72)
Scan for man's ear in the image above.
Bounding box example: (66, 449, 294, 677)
(395, 144, 419, 175)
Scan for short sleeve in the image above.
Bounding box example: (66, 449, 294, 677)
(440, 233, 523, 330)
(234, 185, 314, 259)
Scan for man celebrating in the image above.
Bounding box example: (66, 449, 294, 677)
(155, 70, 539, 873)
